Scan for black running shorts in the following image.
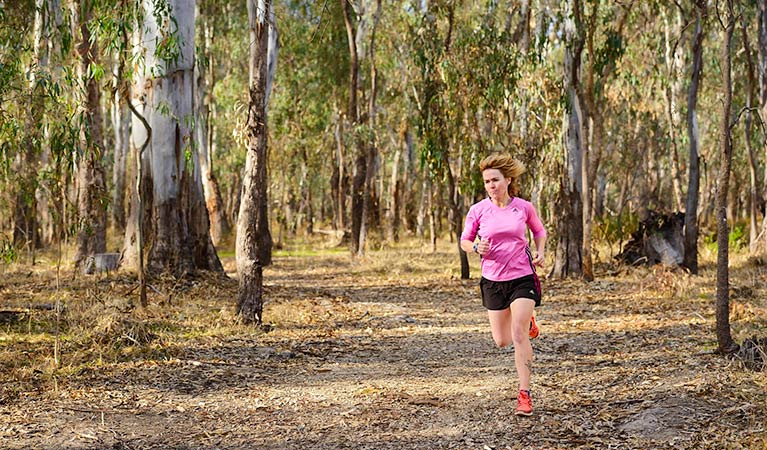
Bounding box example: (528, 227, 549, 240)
(480, 274, 542, 310)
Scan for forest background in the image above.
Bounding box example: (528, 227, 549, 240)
(1, 0, 767, 448)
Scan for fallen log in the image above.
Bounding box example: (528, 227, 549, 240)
(0, 310, 25, 324)
(0, 304, 58, 323)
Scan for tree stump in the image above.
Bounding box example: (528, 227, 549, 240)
(616, 211, 685, 266)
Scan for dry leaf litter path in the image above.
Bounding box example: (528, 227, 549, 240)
(2, 248, 766, 449)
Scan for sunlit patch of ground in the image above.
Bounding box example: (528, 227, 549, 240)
(1, 237, 766, 449)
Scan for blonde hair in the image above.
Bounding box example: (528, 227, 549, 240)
(479, 154, 526, 196)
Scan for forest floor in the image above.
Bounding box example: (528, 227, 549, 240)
(1, 238, 766, 449)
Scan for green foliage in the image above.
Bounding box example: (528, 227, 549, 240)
(594, 29, 624, 95)
(0, 237, 18, 264)
(86, 62, 105, 82)
(154, 20, 182, 66)
(409, 7, 455, 180)
(447, 22, 522, 108)
(147, 0, 182, 68)
(703, 221, 749, 252)
(729, 222, 747, 250)
(594, 212, 639, 248)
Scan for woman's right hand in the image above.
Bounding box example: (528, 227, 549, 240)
(475, 238, 490, 256)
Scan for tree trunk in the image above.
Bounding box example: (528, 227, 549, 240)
(664, 7, 685, 212)
(701, 157, 715, 228)
(580, 2, 632, 280)
(579, 3, 597, 282)
(144, 0, 195, 273)
(428, 180, 436, 252)
(402, 127, 416, 234)
(226, 170, 242, 227)
(332, 113, 346, 231)
(553, 0, 584, 279)
(196, 13, 230, 246)
(110, 5, 130, 235)
(715, 1, 738, 355)
(128, 103, 151, 306)
(377, 151, 384, 233)
(342, 0, 367, 256)
(581, 117, 593, 282)
(186, 125, 225, 273)
(75, 0, 108, 269)
(683, 1, 705, 274)
(417, 168, 428, 239)
(740, 11, 760, 253)
(116, 9, 151, 303)
(386, 138, 401, 242)
(13, 146, 39, 258)
(302, 150, 314, 234)
(124, 0, 222, 275)
(444, 155, 469, 279)
(351, 152, 367, 253)
(594, 171, 607, 219)
(758, 0, 767, 252)
(13, 0, 47, 259)
(357, 0, 382, 256)
(122, 94, 153, 275)
(112, 79, 130, 232)
(204, 169, 230, 246)
(510, 0, 531, 53)
(237, 0, 274, 324)
(635, 122, 651, 222)
(36, 0, 62, 247)
(579, 108, 592, 281)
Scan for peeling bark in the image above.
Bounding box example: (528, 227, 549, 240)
(124, 0, 222, 275)
(237, 0, 275, 324)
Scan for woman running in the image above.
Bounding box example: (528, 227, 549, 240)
(460, 153, 546, 416)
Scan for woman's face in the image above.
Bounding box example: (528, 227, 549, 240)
(482, 168, 511, 200)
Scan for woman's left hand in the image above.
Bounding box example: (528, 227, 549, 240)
(532, 252, 545, 267)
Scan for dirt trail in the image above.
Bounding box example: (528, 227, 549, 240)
(1, 247, 766, 449)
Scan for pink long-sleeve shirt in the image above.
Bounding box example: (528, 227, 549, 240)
(461, 197, 546, 282)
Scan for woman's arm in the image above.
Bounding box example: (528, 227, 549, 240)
(531, 235, 546, 267)
(461, 239, 476, 254)
(461, 238, 489, 256)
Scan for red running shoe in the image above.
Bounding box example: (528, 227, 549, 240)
(516, 390, 533, 416)
(529, 315, 539, 339)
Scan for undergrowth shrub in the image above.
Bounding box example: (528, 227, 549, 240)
(703, 220, 749, 251)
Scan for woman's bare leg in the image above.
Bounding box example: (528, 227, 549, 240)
(487, 308, 513, 348)
(510, 298, 535, 390)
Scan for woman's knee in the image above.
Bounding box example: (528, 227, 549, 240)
(511, 326, 529, 345)
(493, 335, 513, 348)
